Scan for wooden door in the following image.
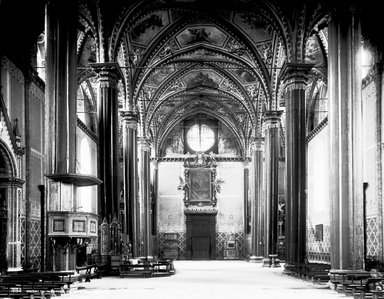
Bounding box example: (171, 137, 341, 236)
(186, 214, 216, 260)
(192, 236, 210, 260)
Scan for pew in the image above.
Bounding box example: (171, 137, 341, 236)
(0, 270, 74, 298)
(75, 264, 99, 282)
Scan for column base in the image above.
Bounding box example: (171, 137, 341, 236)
(249, 256, 263, 263)
(262, 255, 281, 267)
(262, 258, 271, 267)
(283, 262, 296, 275)
(269, 254, 281, 268)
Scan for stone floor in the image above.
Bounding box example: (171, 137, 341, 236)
(68, 261, 346, 299)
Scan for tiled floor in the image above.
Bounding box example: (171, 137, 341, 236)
(68, 261, 346, 299)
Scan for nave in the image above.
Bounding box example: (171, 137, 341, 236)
(68, 261, 342, 299)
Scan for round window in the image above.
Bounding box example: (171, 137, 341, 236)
(186, 124, 215, 152)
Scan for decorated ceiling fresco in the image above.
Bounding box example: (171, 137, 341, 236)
(75, 0, 329, 157)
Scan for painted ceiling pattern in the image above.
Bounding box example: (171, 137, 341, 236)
(75, 0, 329, 157)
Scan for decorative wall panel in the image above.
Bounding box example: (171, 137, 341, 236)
(306, 222, 331, 263)
(366, 217, 379, 257)
(20, 218, 41, 268)
(158, 231, 186, 259)
(216, 232, 245, 259)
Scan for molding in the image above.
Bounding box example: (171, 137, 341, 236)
(45, 173, 102, 187)
(77, 118, 97, 143)
(306, 116, 328, 143)
(151, 156, 251, 163)
(184, 207, 218, 215)
(362, 63, 382, 88)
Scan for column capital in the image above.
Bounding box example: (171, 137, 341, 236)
(263, 110, 283, 128)
(151, 158, 159, 169)
(250, 137, 265, 153)
(90, 62, 123, 88)
(138, 137, 151, 151)
(280, 62, 314, 91)
(121, 110, 138, 130)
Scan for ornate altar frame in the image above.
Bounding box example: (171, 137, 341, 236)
(178, 152, 221, 208)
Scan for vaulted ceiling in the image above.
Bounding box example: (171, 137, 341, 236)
(76, 0, 332, 156)
(1, 0, 335, 156)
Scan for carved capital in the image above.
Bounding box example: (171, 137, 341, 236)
(280, 62, 314, 91)
(250, 137, 265, 153)
(263, 110, 283, 129)
(90, 62, 123, 88)
(138, 137, 151, 151)
(121, 110, 138, 130)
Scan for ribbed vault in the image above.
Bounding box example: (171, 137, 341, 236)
(73, 0, 329, 157)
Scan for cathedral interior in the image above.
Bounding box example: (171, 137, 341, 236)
(0, 0, 383, 276)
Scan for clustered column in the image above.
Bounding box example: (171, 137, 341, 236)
(121, 109, 139, 257)
(249, 137, 264, 262)
(138, 137, 152, 257)
(91, 63, 122, 224)
(263, 111, 282, 267)
(328, 8, 364, 269)
(281, 63, 312, 271)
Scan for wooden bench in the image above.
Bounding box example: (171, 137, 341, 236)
(329, 270, 382, 297)
(152, 260, 175, 276)
(0, 282, 65, 298)
(0, 271, 74, 298)
(76, 264, 98, 282)
(119, 263, 153, 278)
(119, 259, 175, 278)
(301, 263, 331, 283)
(94, 263, 108, 279)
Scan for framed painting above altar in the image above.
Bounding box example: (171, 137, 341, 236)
(189, 168, 211, 202)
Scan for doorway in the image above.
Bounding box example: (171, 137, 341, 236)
(191, 236, 210, 260)
(186, 214, 216, 260)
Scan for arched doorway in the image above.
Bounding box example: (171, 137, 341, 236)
(0, 140, 22, 273)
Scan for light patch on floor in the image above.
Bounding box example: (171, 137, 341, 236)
(68, 261, 345, 299)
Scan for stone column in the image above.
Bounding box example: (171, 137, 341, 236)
(45, 0, 77, 271)
(262, 111, 282, 267)
(249, 137, 264, 262)
(281, 63, 312, 271)
(244, 161, 249, 239)
(91, 63, 122, 223)
(151, 159, 159, 249)
(45, 0, 77, 175)
(328, 8, 364, 270)
(121, 109, 139, 257)
(138, 137, 152, 257)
